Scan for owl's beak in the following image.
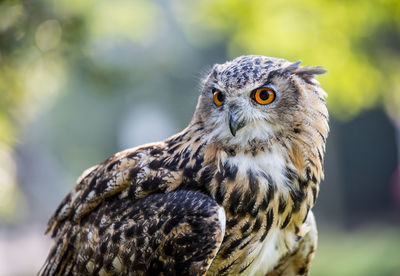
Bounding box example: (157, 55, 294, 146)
(229, 109, 246, 136)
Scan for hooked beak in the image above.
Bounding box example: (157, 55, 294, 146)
(229, 109, 246, 136)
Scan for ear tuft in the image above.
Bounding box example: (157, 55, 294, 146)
(294, 66, 327, 76)
(284, 61, 327, 82)
(285, 60, 302, 72)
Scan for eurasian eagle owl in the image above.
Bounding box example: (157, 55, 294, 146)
(40, 55, 328, 276)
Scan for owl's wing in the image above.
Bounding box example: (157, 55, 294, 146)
(40, 190, 225, 275)
(41, 141, 225, 275)
(46, 142, 182, 236)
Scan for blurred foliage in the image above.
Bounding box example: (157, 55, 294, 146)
(1, 0, 399, 147)
(0, 0, 86, 220)
(0, 0, 84, 146)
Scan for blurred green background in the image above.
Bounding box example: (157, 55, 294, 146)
(0, 0, 399, 275)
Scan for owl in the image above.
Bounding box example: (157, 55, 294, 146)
(40, 55, 329, 276)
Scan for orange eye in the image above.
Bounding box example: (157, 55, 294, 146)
(252, 87, 276, 105)
(213, 89, 225, 106)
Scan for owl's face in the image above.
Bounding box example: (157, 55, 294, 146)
(194, 55, 328, 151)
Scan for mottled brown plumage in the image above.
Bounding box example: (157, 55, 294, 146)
(40, 55, 329, 276)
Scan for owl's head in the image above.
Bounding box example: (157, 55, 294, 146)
(193, 55, 329, 153)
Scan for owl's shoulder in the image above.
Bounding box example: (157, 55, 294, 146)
(45, 140, 174, 235)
